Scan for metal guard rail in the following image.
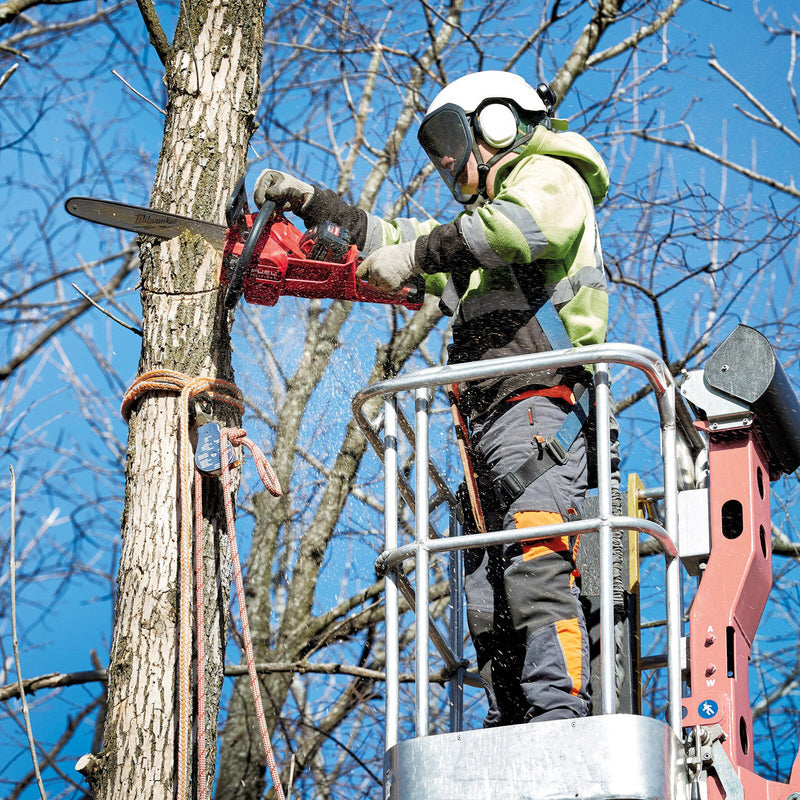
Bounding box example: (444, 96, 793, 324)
(351, 343, 683, 746)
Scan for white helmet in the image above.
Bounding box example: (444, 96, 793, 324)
(418, 71, 557, 203)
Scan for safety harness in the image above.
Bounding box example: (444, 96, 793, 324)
(492, 297, 591, 505)
(453, 296, 592, 517)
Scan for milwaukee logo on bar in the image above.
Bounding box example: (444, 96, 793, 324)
(134, 212, 177, 226)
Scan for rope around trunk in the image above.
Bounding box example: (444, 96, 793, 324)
(121, 369, 284, 800)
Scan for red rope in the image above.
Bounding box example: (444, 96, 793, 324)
(220, 427, 284, 799)
(194, 468, 208, 799)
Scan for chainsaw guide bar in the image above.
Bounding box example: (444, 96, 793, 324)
(65, 197, 227, 252)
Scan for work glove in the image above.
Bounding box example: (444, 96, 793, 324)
(253, 169, 314, 214)
(356, 240, 420, 293)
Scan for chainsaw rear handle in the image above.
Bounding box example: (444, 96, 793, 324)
(224, 198, 275, 309)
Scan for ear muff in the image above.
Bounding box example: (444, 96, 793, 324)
(474, 103, 519, 149)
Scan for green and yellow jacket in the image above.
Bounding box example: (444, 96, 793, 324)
(301, 125, 610, 417)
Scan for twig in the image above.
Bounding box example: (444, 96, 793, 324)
(7, 699, 101, 800)
(71, 283, 143, 336)
(709, 52, 800, 149)
(286, 754, 296, 800)
(0, 41, 28, 58)
(9, 466, 48, 800)
(111, 69, 165, 115)
(0, 61, 18, 90)
(1, 249, 138, 382)
(110, 68, 264, 161)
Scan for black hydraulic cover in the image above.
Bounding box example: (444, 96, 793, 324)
(705, 324, 800, 476)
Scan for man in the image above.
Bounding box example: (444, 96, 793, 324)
(253, 70, 610, 725)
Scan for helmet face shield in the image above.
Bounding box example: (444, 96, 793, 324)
(417, 103, 476, 203)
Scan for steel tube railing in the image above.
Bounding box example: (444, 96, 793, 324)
(383, 397, 400, 752)
(448, 509, 465, 732)
(352, 343, 684, 755)
(660, 383, 683, 731)
(376, 515, 677, 571)
(352, 344, 674, 417)
(413, 389, 430, 736)
(594, 364, 617, 714)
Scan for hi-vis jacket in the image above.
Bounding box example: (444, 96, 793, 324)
(302, 126, 610, 417)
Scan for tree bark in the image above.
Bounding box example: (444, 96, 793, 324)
(93, 0, 266, 797)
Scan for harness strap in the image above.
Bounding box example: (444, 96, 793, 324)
(493, 383, 590, 506)
(443, 274, 592, 509)
(534, 293, 573, 350)
(492, 298, 591, 506)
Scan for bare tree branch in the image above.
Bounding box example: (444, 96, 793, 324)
(8, 467, 48, 800)
(133, 0, 171, 66)
(708, 49, 800, 149)
(0, 0, 79, 27)
(0, 59, 17, 88)
(587, 0, 687, 69)
(631, 127, 800, 199)
(0, 251, 138, 381)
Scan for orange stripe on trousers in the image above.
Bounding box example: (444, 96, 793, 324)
(556, 617, 584, 696)
(514, 510, 568, 561)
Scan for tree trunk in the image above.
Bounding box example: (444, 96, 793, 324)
(93, 0, 265, 797)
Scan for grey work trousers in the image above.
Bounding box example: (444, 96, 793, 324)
(463, 393, 591, 726)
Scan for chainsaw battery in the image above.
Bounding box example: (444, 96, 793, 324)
(300, 221, 350, 263)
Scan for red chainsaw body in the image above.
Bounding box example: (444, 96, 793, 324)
(221, 213, 423, 310)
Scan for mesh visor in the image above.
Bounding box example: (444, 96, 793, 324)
(417, 104, 474, 199)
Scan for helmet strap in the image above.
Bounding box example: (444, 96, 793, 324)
(471, 128, 536, 199)
(475, 158, 492, 199)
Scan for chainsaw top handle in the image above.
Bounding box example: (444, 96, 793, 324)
(224, 196, 276, 310)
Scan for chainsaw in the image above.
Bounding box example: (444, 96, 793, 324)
(65, 177, 424, 311)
